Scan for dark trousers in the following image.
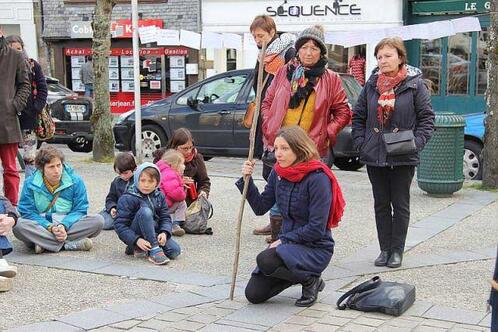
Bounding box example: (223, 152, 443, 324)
(367, 165, 415, 253)
(245, 248, 304, 304)
(492, 306, 497, 332)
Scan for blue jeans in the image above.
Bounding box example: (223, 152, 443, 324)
(131, 207, 181, 259)
(0, 236, 12, 256)
(84, 84, 93, 97)
(270, 204, 281, 217)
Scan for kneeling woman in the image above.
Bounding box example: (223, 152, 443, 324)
(236, 126, 345, 307)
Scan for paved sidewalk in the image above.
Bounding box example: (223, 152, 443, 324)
(3, 150, 497, 331)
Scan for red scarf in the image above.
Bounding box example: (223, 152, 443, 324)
(184, 148, 197, 200)
(184, 148, 197, 163)
(274, 160, 345, 229)
(376, 65, 407, 125)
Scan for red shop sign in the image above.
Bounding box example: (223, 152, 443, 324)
(164, 47, 188, 55)
(65, 48, 93, 56)
(110, 92, 164, 113)
(65, 47, 189, 57)
(111, 19, 164, 38)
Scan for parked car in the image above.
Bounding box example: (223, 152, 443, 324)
(40, 77, 93, 152)
(113, 69, 363, 171)
(464, 113, 485, 180)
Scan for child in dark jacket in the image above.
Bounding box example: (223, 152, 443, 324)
(114, 162, 181, 265)
(100, 153, 136, 230)
(156, 149, 187, 237)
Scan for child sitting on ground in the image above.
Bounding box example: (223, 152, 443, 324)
(114, 162, 181, 265)
(100, 153, 137, 230)
(155, 149, 188, 237)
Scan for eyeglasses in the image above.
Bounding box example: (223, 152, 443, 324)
(178, 145, 194, 152)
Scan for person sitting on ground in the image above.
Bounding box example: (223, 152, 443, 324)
(237, 126, 345, 307)
(114, 162, 181, 265)
(153, 128, 210, 206)
(13, 146, 104, 253)
(155, 149, 187, 237)
(99, 152, 136, 230)
(0, 195, 19, 292)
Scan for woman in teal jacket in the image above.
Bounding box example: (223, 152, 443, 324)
(13, 146, 103, 253)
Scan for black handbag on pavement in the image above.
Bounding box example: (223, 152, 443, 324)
(336, 276, 416, 316)
(382, 128, 417, 156)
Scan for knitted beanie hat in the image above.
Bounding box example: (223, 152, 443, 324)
(295, 25, 327, 56)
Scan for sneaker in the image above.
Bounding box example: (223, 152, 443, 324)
(0, 276, 12, 292)
(134, 248, 147, 259)
(63, 238, 93, 251)
(172, 224, 185, 237)
(34, 244, 45, 254)
(148, 248, 170, 265)
(0, 259, 17, 278)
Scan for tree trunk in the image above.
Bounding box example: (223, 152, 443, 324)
(91, 0, 116, 161)
(483, 0, 498, 188)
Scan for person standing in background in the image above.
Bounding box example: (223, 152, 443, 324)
(0, 28, 31, 206)
(79, 55, 94, 97)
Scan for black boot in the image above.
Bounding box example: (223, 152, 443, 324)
(295, 277, 325, 307)
(374, 251, 391, 266)
(387, 251, 403, 268)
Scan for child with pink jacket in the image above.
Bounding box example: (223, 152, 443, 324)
(155, 149, 188, 237)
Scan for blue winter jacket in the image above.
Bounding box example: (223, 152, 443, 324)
(236, 169, 334, 279)
(114, 162, 173, 247)
(18, 164, 89, 230)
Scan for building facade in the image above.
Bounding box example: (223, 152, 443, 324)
(0, 0, 38, 60)
(41, 0, 200, 112)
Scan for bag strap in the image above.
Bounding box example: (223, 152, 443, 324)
(336, 276, 381, 310)
(43, 191, 61, 213)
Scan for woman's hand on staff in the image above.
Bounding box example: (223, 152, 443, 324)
(241, 160, 256, 177)
(269, 239, 281, 248)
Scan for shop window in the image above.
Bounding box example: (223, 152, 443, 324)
(327, 44, 348, 73)
(197, 74, 247, 105)
(227, 49, 237, 71)
(447, 33, 471, 95)
(476, 28, 488, 95)
(420, 39, 442, 95)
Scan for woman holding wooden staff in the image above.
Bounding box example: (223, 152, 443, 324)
(236, 126, 345, 307)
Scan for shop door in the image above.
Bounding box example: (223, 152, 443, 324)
(417, 29, 488, 115)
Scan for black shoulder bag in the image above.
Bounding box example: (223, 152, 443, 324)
(336, 276, 416, 316)
(381, 110, 417, 156)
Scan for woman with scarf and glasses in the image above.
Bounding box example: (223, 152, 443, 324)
(260, 25, 351, 244)
(351, 37, 434, 269)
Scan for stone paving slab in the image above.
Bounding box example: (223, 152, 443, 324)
(149, 291, 215, 309)
(189, 282, 246, 300)
(104, 300, 172, 320)
(223, 299, 303, 327)
(478, 313, 491, 328)
(200, 323, 257, 332)
(214, 319, 269, 331)
(57, 309, 130, 330)
(7, 321, 84, 332)
(422, 305, 488, 325)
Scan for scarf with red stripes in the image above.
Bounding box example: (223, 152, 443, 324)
(376, 65, 407, 125)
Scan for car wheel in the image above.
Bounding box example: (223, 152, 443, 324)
(334, 157, 364, 171)
(131, 124, 167, 158)
(68, 139, 92, 153)
(463, 140, 482, 180)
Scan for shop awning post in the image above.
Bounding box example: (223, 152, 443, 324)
(132, 0, 142, 163)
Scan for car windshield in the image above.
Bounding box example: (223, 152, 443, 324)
(47, 82, 75, 95)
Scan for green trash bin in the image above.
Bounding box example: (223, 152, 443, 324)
(417, 112, 465, 196)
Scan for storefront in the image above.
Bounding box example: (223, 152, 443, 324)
(202, 0, 403, 82)
(0, 0, 38, 60)
(404, 0, 490, 115)
(48, 19, 199, 113)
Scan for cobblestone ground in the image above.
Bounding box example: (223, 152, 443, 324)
(2, 146, 496, 331)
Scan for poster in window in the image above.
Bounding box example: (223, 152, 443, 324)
(109, 56, 119, 67)
(169, 56, 185, 68)
(109, 80, 120, 92)
(109, 67, 120, 80)
(72, 80, 85, 92)
(170, 68, 185, 80)
(122, 80, 135, 92)
(170, 80, 185, 93)
(121, 56, 134, 67)
(121, 68, 135, 80)
(149, 81, 161, 90)
(71, 56, 85, 67)
(71, 68, 81, 80)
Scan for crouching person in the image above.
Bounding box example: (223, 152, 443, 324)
(13, 147, 104, 253)
(114, 162, 181, 265)
(0, 195, 19, 292)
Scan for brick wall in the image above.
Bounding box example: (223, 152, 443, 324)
(41, 0, 200, 39)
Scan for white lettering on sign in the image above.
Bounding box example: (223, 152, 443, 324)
(465, 2, 477, 10)
(485, 1, 491, 9)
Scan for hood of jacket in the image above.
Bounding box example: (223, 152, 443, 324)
(133, 162, 161, 194)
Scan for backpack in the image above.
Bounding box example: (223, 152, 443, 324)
(183, 196, 213, 235)
(28, 59, 55, 141)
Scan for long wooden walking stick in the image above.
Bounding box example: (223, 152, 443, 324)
(230, 41, 268, 300)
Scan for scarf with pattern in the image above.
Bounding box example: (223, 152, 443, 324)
(287, 57, 327, 109)
(263, 33, 296, 75)
(376, 65, 407, 125)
